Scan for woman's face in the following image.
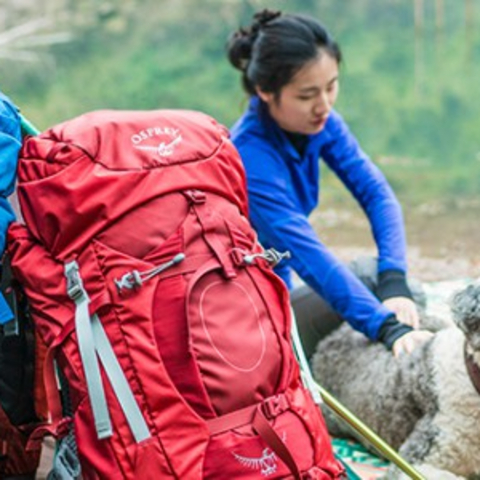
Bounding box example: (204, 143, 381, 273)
(257, 50, 339, 135)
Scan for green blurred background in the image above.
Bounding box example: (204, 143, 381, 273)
(1, 0, 479, 205)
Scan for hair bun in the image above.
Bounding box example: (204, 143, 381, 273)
(226, 9, 282, 73)
(227, 28, 254, 72)
(252, 9, 281, 32)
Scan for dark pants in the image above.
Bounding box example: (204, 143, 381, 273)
(291, 284, 343, 360)
(290, 256, 426, 359)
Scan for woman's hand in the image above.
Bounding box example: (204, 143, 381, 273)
(392, 330, 433, 357)
(383, 296, 420, 329)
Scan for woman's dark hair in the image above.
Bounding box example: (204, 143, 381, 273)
(227, 9, 342, 97)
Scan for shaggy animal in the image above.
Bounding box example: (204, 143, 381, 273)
(312, 281, 480, 480)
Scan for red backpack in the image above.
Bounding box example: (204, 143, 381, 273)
(7, 109, 344, 479)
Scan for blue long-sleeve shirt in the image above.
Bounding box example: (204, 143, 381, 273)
(231, 96, 409, 341)
(0, 92, 21, 324)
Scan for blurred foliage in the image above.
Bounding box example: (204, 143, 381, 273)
(1, 0, 480, 203)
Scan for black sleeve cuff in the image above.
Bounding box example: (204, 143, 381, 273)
(376, 269, 413, 301)
(377, 315, 413, 350)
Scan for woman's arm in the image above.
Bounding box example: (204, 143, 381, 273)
(321, 111, 407, 273)
(321, 111, 419, 328)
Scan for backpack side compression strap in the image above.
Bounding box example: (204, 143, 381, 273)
(91, 313, 150, 443)
(65, 261, 150, 443)
(65, 261, 112, 440)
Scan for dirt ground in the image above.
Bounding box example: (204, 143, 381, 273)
(313, 197, 480, 282)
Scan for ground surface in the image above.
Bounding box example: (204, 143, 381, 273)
(313, 197, 480, 281)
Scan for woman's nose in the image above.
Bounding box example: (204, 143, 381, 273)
(314, 92, 330, 114)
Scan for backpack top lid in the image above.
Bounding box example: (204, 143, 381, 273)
(16, 109, 249, 259)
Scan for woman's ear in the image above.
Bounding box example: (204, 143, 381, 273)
(255, 86, 273, 104)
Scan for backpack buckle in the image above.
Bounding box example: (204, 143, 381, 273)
(184, 189, 206, 204)
(262, 394, 290, 420)
(64, 261, 84, 301)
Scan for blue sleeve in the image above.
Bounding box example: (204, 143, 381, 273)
(237, 141, 393, 340)
(321, 111, 407, 274)
(0, 93, 21, 255)
(0, 93, 21, 324)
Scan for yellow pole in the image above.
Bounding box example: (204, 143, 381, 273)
(316, 382, 426, 480)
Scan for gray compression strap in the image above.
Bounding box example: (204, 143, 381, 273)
(91, 313, 150, 443)
(65, 261, 112, 440)
(290, 307, 323, 405)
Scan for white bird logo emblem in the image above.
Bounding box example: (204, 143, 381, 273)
(232, 448, 278, 476)
(134, 135, 182, 157)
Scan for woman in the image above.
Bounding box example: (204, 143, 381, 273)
(227, 10, 432, 357)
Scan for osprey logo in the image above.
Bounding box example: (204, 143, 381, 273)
(131, 127, 182, 158)
(233, 448, 278, 477)
(232, 431, 287, 476)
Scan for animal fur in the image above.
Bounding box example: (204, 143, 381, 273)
(312, 281, 480, 480)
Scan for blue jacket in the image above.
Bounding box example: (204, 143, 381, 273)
(231, 96, 407, 341)
(0, 92, 21, 324)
